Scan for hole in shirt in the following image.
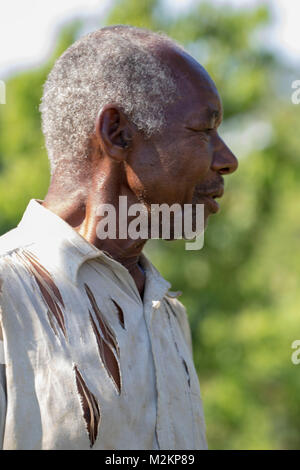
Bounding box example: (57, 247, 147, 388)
(85, 284, 121, 394)
(182, 358, 191, 388)
(17, 250, 67, 339)
(111, 299, 125, 329)
(74, 364, 100, 448)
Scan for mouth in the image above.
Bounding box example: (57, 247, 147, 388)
(193, 185, 224, 214)
(200, 195, 220, 213)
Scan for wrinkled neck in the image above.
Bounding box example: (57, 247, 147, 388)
(43, 158, 147, 296)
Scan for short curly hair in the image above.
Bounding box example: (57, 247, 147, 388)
(40, 25, 181, 179)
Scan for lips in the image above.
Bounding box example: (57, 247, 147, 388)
(200, 195, 220, 213)
(193, 185, 224, 214)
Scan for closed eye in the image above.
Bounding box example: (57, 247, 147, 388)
(185, 127, 214, 134)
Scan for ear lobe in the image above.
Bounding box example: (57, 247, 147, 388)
(95, 105, 132, 162)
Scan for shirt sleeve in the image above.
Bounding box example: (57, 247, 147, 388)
(0, 320, 7, 449)
(0, 362, 6, 449)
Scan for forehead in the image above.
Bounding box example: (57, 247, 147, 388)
(161, 46, 222, 124)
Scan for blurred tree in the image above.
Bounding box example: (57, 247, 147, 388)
(0, 0, 299, 449)
(0, 22, 81, 234)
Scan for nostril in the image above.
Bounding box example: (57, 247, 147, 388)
(219, 167, 231, 175)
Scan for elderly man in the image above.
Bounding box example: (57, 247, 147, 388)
(0, 25, 237, 450)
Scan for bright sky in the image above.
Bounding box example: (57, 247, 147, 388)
(0, 0, 299, 79)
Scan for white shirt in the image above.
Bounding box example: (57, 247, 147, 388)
(0, 199, 207, 450)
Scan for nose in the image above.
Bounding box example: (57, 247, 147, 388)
(211, 135, 238, 175)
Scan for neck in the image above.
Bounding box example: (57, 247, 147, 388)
(43, 159, 147, 297)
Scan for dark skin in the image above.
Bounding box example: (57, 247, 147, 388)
(43, 44, 238, 298)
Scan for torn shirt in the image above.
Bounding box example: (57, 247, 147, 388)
(0, 199, 207, 450)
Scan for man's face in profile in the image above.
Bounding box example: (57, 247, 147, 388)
(122, 47, 238, 236)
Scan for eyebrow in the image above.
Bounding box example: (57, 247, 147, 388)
(204, 107, 221, 124)
(185, 106, 222, 128)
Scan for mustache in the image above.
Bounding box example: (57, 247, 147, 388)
(194, 175, 224, 195)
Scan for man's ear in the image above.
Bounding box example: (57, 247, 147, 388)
(95, 105, 133, 162)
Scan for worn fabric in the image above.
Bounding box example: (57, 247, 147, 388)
(0, 199, 207, 450)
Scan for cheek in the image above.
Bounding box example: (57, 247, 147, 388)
(124, 160, 171, 206)
(124, 145, 162, 201)
(192, 143, 213, 181)
(178, 142, 213, 186)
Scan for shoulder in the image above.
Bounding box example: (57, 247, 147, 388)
(0, 227, 23, 260)
(0, 230, 20, 341)
(0, 227, 35, 337)
(0, 226, 29, 292)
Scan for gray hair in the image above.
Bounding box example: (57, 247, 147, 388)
(40, 25, 182, 179)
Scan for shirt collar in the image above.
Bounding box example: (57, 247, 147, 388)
(17, 199, 102, 283)
(17, 199, 172, 300)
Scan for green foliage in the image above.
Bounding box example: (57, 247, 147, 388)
(0, 0, 299, 449)
(107, 0, 159, 28)
(0, 23, 82, 233)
